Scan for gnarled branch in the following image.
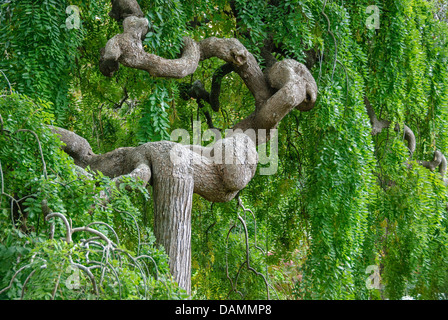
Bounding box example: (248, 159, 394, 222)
(99, 5, 317, 140)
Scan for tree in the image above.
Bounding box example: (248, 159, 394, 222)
(2, 0, 448, 300)
(50, 0, 318, 294)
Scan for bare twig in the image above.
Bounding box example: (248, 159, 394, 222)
(136, 255, 159, 280)
(2, 206, 161, 299)
(237, 197, 265, 255)
(15, 129, 48, 179)
(71, 262, 99, 297)
(20, 264, 47, 299)
(0, 159, 4, 197)
(225, 223, 244, 298)
(86, 222, 120, 247)
(46, 212, 72, 243)
(224, 196, 277, 299)
(0, 265, 30, 295)
(237, 213, 271, 300)
(51, 270, 62, 300)
(0, 70, 12, 94)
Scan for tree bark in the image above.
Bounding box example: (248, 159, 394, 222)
(153, 176, 193, 294)
(149, 141, 194, 294)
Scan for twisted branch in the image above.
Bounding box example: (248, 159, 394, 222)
(98, 1, 317, 140)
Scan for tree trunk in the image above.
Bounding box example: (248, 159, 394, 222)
(153, 176, 194, 295)
(148, 141, 195, 295)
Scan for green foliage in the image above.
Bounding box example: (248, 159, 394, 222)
(137, 83, 172, 144)
(292, 0, 448, 300)
(0, 92, 186, 299)
(2, 0, 448, 301)
(142, 0, 187, 58)
(0, 0, 84, 125)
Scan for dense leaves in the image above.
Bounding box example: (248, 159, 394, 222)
(1, 0, 448, 300)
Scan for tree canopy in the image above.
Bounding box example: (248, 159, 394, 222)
(1, 0, 448, 300)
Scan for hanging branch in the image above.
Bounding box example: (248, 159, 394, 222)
(42, 210, 164, 299)
(0, 265, 31, 295)
(70, 261, 100, 297)
(0, 259, 48, 297)
(0, 160, 4, 203)
(0, 70, 12, 94)
(237, 197, 265, 255)
(237, 213, 271, 299)
(14, 129, 48, 179)
(225, 223, 244, 299)
(224, 195, 277, 299)
(321, 0, 338, 81)
(0, 159, 29, 229)
(0, 113, 4, 134)
(337, 60, 350, 114)
(0, 118, 48, 226)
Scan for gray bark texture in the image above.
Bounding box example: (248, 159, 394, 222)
(52, 0, 318, 294)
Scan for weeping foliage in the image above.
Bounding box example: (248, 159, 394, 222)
(1, 0, 448, 300)
(0, 92, 186, 299)
(0, 0, 84, 124)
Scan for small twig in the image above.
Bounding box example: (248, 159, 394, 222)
(20, 264, 47, 299)
(225, 223, 243, 298)
(136, 255, 159, 280)
(237, 197, 265, 255)
(317, 46, 324, 85)
(226, 260, 245, 299)
(2, 192, 25, 227)
(0, 70, 12, 94)
(51, 270, 62, 300)
(0, 265, 30, 295)
(336, 59, 350, 115)
(70, 262, 99, 297)
(99, 244, 112, 285)
(86, 222, 120, 247)
(237, 214, 271, 300)
(15, 129, 48, 179)
(111, 207, 140, 253)
(46, 212, 72, 243)
(224, 196, 277, 300)
(0, 159, 4, 197)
